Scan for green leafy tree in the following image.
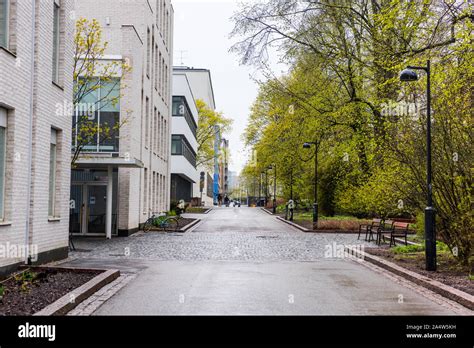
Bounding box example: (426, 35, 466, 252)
(232, 0, 473, 265)
(196, 99, 233, 169)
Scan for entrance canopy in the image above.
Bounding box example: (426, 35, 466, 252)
(74, 157, 144, 169)
(72, 157, 143, 239)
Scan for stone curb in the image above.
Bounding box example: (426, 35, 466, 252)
(276, 216, 310, 232)
(33, 269, 120, 316)
(345, 246, 474, 311)
(179, 218, 201, 232)
(261, 208, 274, 215)
(393, 237, 420, 246)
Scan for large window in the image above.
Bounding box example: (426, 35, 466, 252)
(0, 108, 6, 221)
(73, 78, 121, 153)
(0, 0, 8, 48)
(171, 135, 196, 167)
(52, 1, 60, 83)
(48, 129, 58, 217)
(172, 96, 197, 138)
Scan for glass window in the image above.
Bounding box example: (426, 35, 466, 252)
(73, 78, 120, 153)
(0, 108, 6, 220)
(171, 135, 182, 155)
(172, 96, 197, 137)
(0, 0, 8, 48)
(48, 129, 57, 217)
(52, 2, 60, 83)
(171, 135, 196, 167)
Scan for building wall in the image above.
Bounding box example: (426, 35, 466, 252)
(0, 0, 74, 275)
(172, 67, 216, 206)
(75, 0, 174, 233)
(170, 72, 199, 202)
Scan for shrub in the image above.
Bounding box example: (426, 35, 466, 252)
(393, 244, 425, 254)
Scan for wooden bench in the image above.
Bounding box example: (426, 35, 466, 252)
(379, 221, 410, 247)
(358, 218, 383, 241)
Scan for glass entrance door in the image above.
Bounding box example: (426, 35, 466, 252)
(87, 184, 107, 234)
(70, 184, 83, 233)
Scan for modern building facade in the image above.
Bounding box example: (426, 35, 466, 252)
(172, 66, 216, 206)
(0, 0, 75, 276)
(170, 71, 198, 203)
(73, 0, 174, 237)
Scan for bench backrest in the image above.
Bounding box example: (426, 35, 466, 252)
(372, 218, 383, 227)
(384, 220, 395, 229)
(393, 222, 410, 231)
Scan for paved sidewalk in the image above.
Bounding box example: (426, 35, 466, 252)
(62, 207, 468, 315)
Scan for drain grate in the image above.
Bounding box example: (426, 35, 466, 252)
(256, 236, 279, 239)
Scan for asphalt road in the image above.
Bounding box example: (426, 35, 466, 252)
(69, 207, 463, 315)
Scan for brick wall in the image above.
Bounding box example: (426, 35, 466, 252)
(0, 0, 74, 272)
(75, 0, 174, 232)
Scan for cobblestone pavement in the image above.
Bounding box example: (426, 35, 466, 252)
(70, 207, 370, 262)
(62, 207, 467, 315)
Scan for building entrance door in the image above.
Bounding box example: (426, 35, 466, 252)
(70, 183, 108, 235)
(86, 184, 107, 234)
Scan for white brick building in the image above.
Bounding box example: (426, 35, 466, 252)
(73, 0, 174, 237)
(0, 0, 75, 276)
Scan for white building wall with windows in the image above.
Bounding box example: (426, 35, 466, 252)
(0, 0, 74, 276)
(170, 72, 199, 202)
(75, 0, 174, 236)
(172, 67, 216, 206)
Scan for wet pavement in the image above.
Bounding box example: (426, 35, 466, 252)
(63, 207, 465, 315)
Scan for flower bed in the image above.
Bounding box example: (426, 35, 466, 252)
(145, 217, 197, 232)
(365, 246, 473, 296)
(0, 268, 102, 316)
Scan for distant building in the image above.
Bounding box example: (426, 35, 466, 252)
(228, 171, 239, 193)
(172, 66, 216, 206)
(170, 71, 198, 203)
(220, 138, 230, 196)
(0, 0, 75, 276)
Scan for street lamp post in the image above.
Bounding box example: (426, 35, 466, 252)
(268, 165, 277, 214)
(400, 59, 436, 272)
(264, 170, 269, 207)
(303, 142, 319, 228)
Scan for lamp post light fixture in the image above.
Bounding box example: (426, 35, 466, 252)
(303, 142, 319, 229)
(400, 59, 436, 272)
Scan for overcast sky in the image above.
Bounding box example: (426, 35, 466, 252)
(172, 0, 283, 174)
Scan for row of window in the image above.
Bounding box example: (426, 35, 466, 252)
(0, 0, 63, 84)
(0, 108, 60, 221)
(156, 0, 170, 48)
(147, 26, 169, 102)
(144, 97, 169, 159)
(171, 135, 196, 168)
(143, 168, 167, 214)
(172, 96, 197, 138)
